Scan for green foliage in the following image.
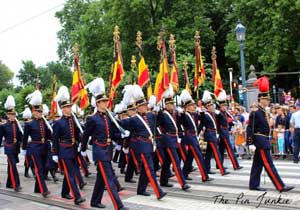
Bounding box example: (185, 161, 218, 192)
(0, 61, 14, 89)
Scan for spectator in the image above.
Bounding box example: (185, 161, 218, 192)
(276, 124, 285, 155)
(290, 102, 300, 164)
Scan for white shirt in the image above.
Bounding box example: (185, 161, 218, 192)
(290, 110, 300, 128)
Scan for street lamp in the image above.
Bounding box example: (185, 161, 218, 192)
(235, 21, 247, 109)
(228, 68, 234, 103)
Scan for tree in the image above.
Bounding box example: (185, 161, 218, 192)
(17, 60, 38, 86)
(0, 61, 14, 89)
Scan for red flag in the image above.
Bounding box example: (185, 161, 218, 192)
(194, 43, 206, 90)
(71, 54, 90, 109)
(138, 56, 150, 87)
(154, 57, 169, 103)
(170, 48, 179, 92)
(212, 47, 223, 97)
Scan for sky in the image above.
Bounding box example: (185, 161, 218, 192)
(0, 0, 65, 85)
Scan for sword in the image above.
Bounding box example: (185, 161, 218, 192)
(15, 118, 24, 135)
(71, 112, 84, 134)
(105, 108, 126, 135)
(42, 116, 53, 134)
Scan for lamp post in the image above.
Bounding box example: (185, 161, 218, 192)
(235, 21, 247, 109)
(228, 68, 234, 103)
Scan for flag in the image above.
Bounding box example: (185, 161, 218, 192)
(112, 52, 125, 89)
(170, 48, 179, 92)
(154, 57, 169, 103)
(212, 51, 223, 97)
(138, 56, 150, 88)
(50, 75, 58, 119)
(71, 55, 90, 109)
(194, 44, 206, 90)
(147, 82, 153, 99)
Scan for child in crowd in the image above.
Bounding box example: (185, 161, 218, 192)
(276, 124, 285, 155)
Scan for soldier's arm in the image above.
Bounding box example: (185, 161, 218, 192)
(22, 122, 29, 150)
(52, 121, 60, 155)
(82, 116, 94, 151)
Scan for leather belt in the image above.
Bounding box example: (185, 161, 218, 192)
(31, 139, 45, 144)
(206, 128, 217, 132)
(59, 139, 75, 144)
(94, 139, 111, 147)
(132, 136, 153, 143)
(220, 125, 229, 129)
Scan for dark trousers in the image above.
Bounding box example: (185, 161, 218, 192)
(293, 129, 300, 161)
(205, 141, 226, 175)
(6, 153, 20, 189)
(77, 154, 89, 177)
(91, 161, 124, 210)
(61, 158, 81, 200)
(31, 153, 48, 194)
(125, 148, 140, 181)
(249, 148, 285, 191)
(118, 149, 127, 170)
(160, 147, 186, 187)
(219, 137, 240, 169)
(137, 153, 164, 198)
(183, 141, 208, 181)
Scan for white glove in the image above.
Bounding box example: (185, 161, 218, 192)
(216, 134, 220, 139)
(115, 145, 122, 151)
(78, 143, 82, 152)
(215, 110, 220, 115)
(81, 151, 87, 157)
(176, 107, 184, 113)
(52, 155, 58, 163)
(177, 138, 182, 143)
(28, 136, 32, 143)
(153, 145, 157, 152)
(153, 105, 160, 112)
(122, 147, 129, 154)
(20, 149, 27, 156)
(121, 130, 130, 138)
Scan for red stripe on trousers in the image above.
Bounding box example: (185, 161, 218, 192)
(77, 156, 87, 176)
(130, 148, 140, 171)
(189, 145, 207, 181)
(223, 139, 238, 169)
(166, 148, 184, 187)
(260, 149, 283, 191)
(177, 143, 187, 162)
(31, 155, 44, 194)
(61, 159, 77, 200)
(98, 161, 119, 210)
(209, 142, 225, 175)
(155, 149, 164, 165)
(140, 153, 161, 198)
(7, 158, 16, 189)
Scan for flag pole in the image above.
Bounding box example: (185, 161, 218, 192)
(169, 33, 178, 106)
(130, 55, 136, 84)
(194, 31, 201, 100)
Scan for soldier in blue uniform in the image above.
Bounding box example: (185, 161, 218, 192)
(22, 107, 34, 178)
(179, 90, 211, 182)
(122, 85, 140, 183)
(52, 86, 86, 205)
(82, 78, 128, 210)
(158, 86, 190, 190)
(216, 90, 243, 170)
(0, 95, 22, 192)
(248, 76, 294, 192)
(21, 90, 51, 197)
(121, 85, 167, 200)
(201, 91, 229, 176)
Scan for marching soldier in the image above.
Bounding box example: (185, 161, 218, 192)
(122, 85, 140, 183)
(21, 90, 51, 197)
(180, 89, 211, 182)
(22, 106, 34, 178)
(121, 85, 167, 199)
(216, 90, 243, 170)
(82, 78, 128, 210)
(0, 95, 22, 192)
(248, 76, 294, 192)
(52, 86, 86, 205)
(201, 91, 229, 176)
(158, 86, 190, 190)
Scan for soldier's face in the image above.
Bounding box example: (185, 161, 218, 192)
(33, 110, 43, 119)
(186, 103, 196, 113)
(62, 105, 72, 116)
(7, 113, 16, 121)
(97, 100, 108, 111)
(127, 109, 136, 116)
(206, 104, 214, 112)
(137, 103, 147, 114)
(165, 102, 175, 112)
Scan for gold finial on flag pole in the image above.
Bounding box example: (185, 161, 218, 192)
(169, 34, 176, 49)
